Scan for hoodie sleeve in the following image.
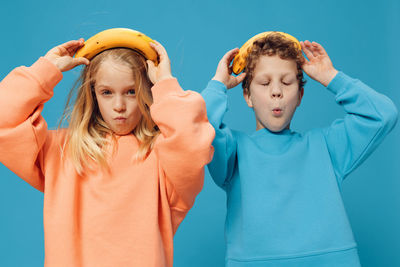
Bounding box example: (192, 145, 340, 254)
(323, 71, 398, 182)
(0, 57, 63, 191)
(150, 78, 215, 213)
(200, 80, 238, 190)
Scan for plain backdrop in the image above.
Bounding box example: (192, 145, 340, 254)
(0, 0, 399, 266)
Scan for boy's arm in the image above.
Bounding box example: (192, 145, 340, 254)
(201, 79, 237, 189)
(301, 40, 398, 181)
(0, 57, 63, 191)
(323, 72, 397, 181)
(200, 48, 246, 189)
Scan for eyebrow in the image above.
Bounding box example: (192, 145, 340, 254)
(96, 84, 136, 89)
(257, 72, 295, 78)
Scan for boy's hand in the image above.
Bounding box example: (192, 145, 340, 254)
(300, 41, 338, 87)
(212, 48, 246, 89)
(44, 39, 90, 72)
(147, 40, 173, 84)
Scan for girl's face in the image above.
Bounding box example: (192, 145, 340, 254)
(244, 55, 304, 132)
(93, 59, 142, 135)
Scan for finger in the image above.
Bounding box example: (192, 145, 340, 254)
(150, 41, 169, 62)
(73, 57, 90, 66)
(146, 59, 155, 70)
(153, 40, 167, 54)
(301, 41, 314, 61)
(60, 39, 85, 50)
(67, 42, 85, 56)
(303, 40, 318, 57)
(218, 48, 239, 72)
(55, 39, 84, 56)
(235, 72, 247, 84)
(312, 41, 327, 56)
(301, 58, 312, 70)
(146, 60, 156, 83)
(223, 48, 240, 65)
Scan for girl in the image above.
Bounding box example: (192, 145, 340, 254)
(0, 37, 215, 266)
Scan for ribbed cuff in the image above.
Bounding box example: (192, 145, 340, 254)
(207, 79, 228, 94)
(326, 71, 350, 95)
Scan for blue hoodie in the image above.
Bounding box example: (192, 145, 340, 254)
(201, 72, 398, 266)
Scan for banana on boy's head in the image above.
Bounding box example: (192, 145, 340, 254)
(241, 32, 306, 95)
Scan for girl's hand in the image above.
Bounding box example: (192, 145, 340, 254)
(44, 39, 90, 72)
(212, 48, 246, 90)
(300, 40, 338, 87)
(146, 41, 173, 84)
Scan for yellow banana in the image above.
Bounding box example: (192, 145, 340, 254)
(74, 28, 158, 63)
(232, 31, 301, 75)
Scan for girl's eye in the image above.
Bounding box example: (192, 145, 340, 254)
(101, 90, 112, 95)
(261, 82, 270, 86)
(282, 81, 292, 86)
(127, 89, 136, 96)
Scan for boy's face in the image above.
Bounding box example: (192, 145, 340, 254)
(244, 55, 304, 132)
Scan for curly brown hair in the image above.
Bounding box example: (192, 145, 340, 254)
(242, 32, 306, 95)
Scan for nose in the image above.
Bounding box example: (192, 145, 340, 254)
(270, 85, 283, 99)
(113, 96, 126, 112)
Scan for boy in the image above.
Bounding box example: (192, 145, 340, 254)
(201, 32, 398, 266)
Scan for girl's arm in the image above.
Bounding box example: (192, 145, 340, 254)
(150, 78, 215, 211)
(0, 40, 88, 191)
(147, 41, 215, 213)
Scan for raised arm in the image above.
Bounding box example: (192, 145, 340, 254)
(201, 48, 246, 189)
(301, 40, 398, 181)
(0, 39, 89, 191)
(147, 41, 215, 212)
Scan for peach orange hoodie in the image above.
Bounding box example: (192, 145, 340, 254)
(0, 57, 215, 267)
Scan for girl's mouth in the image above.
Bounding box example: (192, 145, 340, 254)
(114, 117, 127, 123)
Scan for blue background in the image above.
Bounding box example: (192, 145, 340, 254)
(0, 0, 398, 266)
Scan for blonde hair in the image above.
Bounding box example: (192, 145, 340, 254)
(60, 48, 159, 174)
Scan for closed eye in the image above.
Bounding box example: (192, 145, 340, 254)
(282, 79, 294, 86)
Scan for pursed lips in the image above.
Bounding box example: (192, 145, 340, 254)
(114, 116, 127, 122)
(272, 107, 283, 116)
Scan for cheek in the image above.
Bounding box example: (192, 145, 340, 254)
(251, 89, 270, 108)
(127, 101, 142, 118)
(285, 94, 301, 113)
(95, 97, 110, 119)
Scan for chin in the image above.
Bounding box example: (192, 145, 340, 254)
(111, 127, 134, 136)
(263, 122, 288, 133)
(268, 127, 285, 133)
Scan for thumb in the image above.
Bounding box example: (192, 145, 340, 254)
(75, 57, 90, 66)
(146, 60, 157, 84)
(236, 72, 247, 83)
(146, 60, 155, 71)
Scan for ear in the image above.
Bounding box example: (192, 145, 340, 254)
(243, 89, 253, 108)
(297, 87, 304, 107)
